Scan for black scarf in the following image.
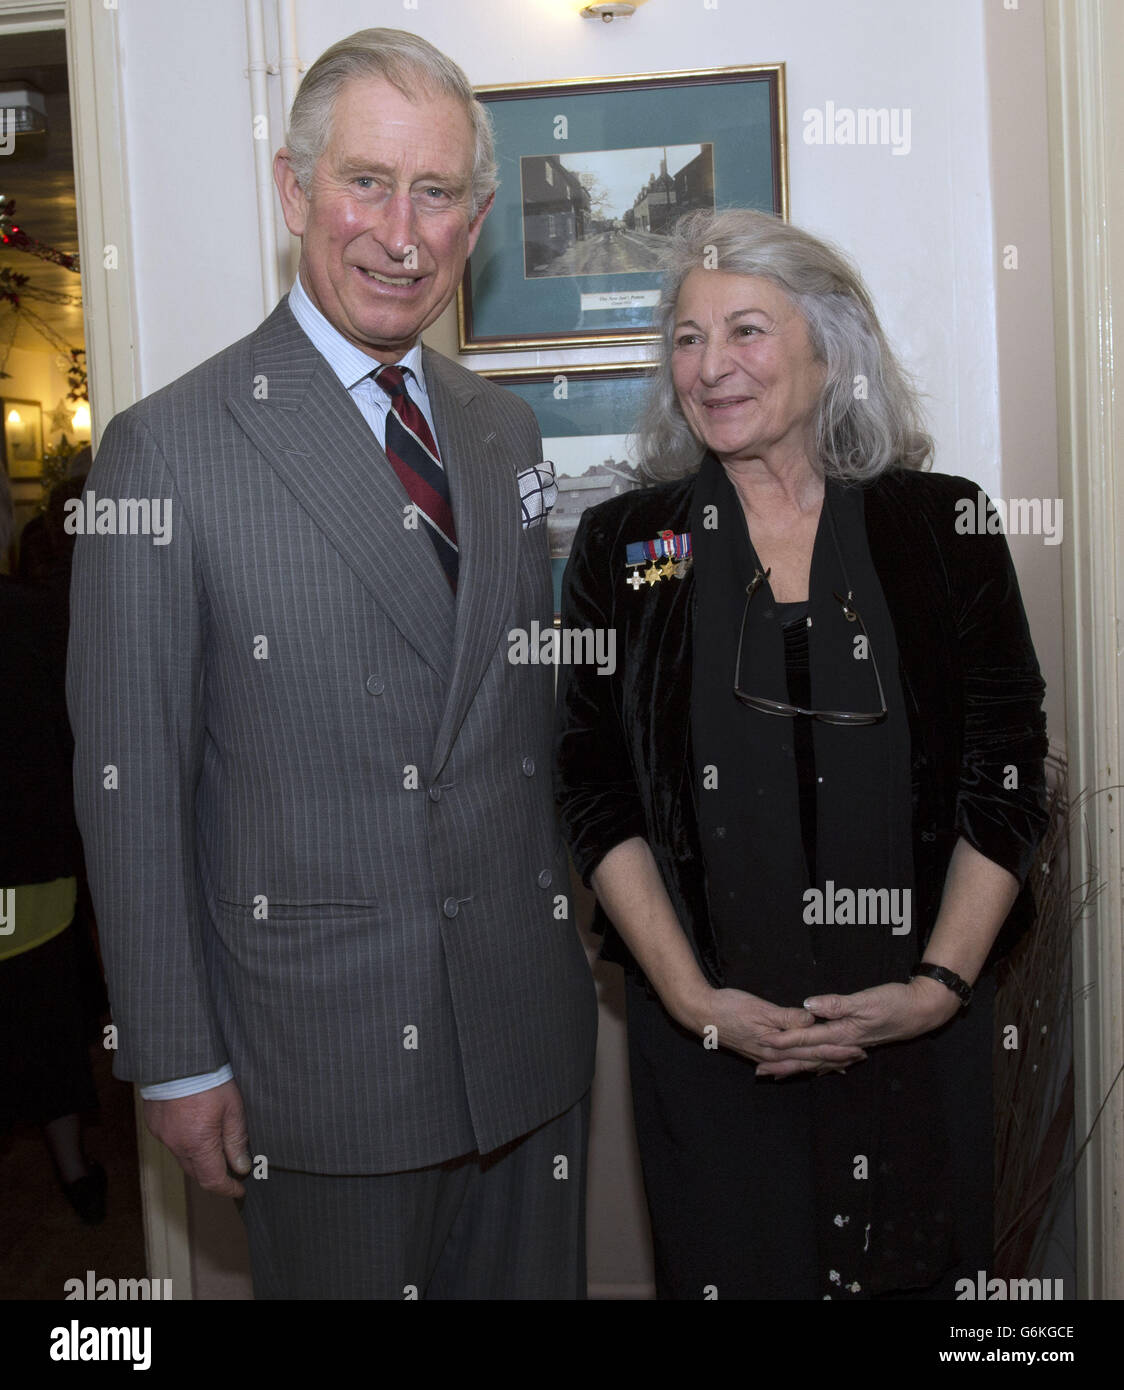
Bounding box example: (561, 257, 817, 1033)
(690, 453, 957, 1297)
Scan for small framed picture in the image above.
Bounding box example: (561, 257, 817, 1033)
(480, 363, 656, 613)
(460, 64, 787, 351)
(2, 398, 44, 479)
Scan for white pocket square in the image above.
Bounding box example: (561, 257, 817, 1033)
(517, 461, 557, 529)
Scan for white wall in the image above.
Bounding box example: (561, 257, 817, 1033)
(109, 0, 1064, 1297)
(116, 0, 1062, 726)
(120, 0, 1001, 497)
(983, 0, 1064, 740)
(115, 0, 263, 392)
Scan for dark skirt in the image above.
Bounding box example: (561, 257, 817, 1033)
(0, 924, 99, 1130)
(625, 970, 995, 1300)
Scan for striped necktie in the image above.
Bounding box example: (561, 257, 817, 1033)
(373, 364, 458, 590)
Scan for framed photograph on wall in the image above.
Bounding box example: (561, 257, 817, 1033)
(2, 398, 44, 479)
(480, 363, 656, 613)
(459, 64, 787, 352)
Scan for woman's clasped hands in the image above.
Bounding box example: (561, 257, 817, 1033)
(679, 976, 961, 1079)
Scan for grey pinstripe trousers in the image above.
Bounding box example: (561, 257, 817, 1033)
(239, 1091, 590, 1299)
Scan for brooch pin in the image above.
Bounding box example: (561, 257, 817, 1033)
(625, 529, 692, 590)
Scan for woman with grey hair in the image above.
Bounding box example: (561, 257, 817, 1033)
(555, 208, 1048, 1299)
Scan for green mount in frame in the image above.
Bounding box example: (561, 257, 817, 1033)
(460, 64, 787, 353)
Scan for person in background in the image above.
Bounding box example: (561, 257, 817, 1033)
(17, 445, 92, 594)
(0, 467, 105, 1224)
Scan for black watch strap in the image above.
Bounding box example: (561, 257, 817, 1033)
(911, 960, 973, 1005)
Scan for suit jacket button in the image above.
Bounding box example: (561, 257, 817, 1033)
(522, 756, 535, 776)
(443, 897, 459, 918)
(365, 675, 385, 695)
(537, 869, 552, 889)
(428, 785, 442, 802)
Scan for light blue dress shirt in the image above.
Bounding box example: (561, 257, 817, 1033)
(140, 273, 442, 1102)
(285, 269, 440, 446)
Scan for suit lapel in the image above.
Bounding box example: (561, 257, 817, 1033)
(225, 301, 455, 677)
(424, 347, 519, 777)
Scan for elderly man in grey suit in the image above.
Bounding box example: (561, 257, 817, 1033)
(66, 28, 597, 1299)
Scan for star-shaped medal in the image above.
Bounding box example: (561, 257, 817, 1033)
(644, 562, 662, 586)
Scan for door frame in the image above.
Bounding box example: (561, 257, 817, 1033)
(0, 0, 191, 1299)
(1045, 0, 1124, 1300)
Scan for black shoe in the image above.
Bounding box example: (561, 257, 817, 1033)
(63, 1160, 107, 1225)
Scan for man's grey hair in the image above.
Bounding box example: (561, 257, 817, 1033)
(637, 208, 932, 482)
(284, 28, 498, 218)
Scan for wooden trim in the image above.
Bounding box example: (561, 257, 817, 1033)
(132, 1092, 193, 1298)
(63, 0, 140, 439)
(1045, 0, 1124, 1299)
(0, 0, 63, 29)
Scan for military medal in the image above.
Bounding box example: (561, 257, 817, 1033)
(625, 529, 692, 590)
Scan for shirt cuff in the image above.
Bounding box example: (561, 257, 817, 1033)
(139, 1064, 234, 1100)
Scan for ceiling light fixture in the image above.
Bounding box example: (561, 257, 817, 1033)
(0, 84, 48, 136)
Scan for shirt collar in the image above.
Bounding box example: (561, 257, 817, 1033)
(288, 270, 427, 395)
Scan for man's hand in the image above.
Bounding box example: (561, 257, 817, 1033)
(142, 1080, 253, 1197)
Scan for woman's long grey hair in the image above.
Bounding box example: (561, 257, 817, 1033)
(637, 208, 932, 482)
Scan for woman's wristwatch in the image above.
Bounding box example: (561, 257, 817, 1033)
(910, 960, 974, 1006)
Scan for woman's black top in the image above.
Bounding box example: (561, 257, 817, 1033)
(688, 453, 957, 1297)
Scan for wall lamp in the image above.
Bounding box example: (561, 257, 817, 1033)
(581, 2, 649, 23)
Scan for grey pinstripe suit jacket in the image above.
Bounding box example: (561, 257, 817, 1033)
(66, 298, 598, 1174)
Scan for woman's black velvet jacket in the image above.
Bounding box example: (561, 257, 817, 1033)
(554, 466, 1050, 985)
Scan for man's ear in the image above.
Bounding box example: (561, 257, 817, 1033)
(465, 189, 495, 258)
(274, 149, 309, 238)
